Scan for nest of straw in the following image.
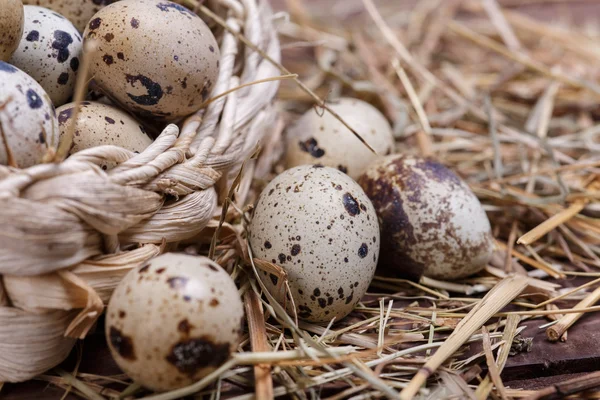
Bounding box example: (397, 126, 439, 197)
(3, 0, 600, 399)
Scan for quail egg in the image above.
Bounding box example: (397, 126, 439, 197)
(0, 0, 24, 61)
(22, 0, 117, 32)
(106, 253, 244, 392)
(0, 61, 58, 167)
(285, 97, 394, 179)
(358, 155, 494, 281)
(249, 165, 380, 323)
(84, 0, 220, 120)
(56, 101, 152, 169)
(9, 6, 83, 106)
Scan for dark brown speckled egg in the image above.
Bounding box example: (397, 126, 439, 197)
(249, 165, 380, 323)
(9, 6, 83, 106)
(56, 101, 152, 169)
(84, 0, 220, 121)
(358, 154, 494, 281)
(0, 0, 24, 61)
(106, 253, 244, 392)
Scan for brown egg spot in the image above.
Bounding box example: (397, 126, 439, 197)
(298, 137, 325, 158)
(201, 86, 209, 102)
(358, 243, 368, 258)
(342, 193, 360, 216)
(57, 107, 73, 124)
(291, 244, 301, 256)
(118, 310, 126, 318)
(166, 337, 229, 376)
(417, 159, 462, 186)
(338, 165, 348, 174)
(178, 319, 194, 334)
(139, 263, 151, 273)
(109, 326, 136, 360)
(89, 18, 102, 30)
(167, 276, 189, 289)
(103, 54, 114, 65)
(203, 263, 218, 272)
(130, 17, 140, 28)
(210, 298, 219, 307)
(298, 305, 312, 318)
(125, 74, 164, 106)
(264, 241, 272, 249)
(104, 33, 114, 42)
(345, 291, 354, 304)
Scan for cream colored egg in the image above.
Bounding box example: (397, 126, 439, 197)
(56, 101, 152, 169)
(84, 0, 220, 120)
(358, 155, 494, 281)
(9, 6, 83, 106)
(0, 61, 58, 167)
(285, 97, 394, 179)
(249, 165, 380, 323)
(0, 0, 24, 61)
(106, 253, 244, 392)
(22, 0, 117, 32)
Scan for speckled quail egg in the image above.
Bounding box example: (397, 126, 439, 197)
(9, 6, 82, 106)
(84, 0, 220, 120)
(0, 61, 58, 167)
(22, 0, 117, 32)
(249, 165, 380, 323)
(106, 253, 244, 392)
(0, 0, 24, 61)
(56, 101, 152, 169)
(285, 97, 394, 180)
(358, 155, 494, 281)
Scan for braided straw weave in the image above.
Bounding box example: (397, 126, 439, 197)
(0, 0, 281, 383)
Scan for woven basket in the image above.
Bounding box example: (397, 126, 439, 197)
(0, 0, 282, 383)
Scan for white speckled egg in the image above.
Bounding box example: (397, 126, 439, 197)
(0, 0, 24, 61)
(249, 165, 380, 323)
(56, 101, 152, 169)
(0, 61, 58, 167)
(106, 253, 244, 392)
(84, 0, 220, 121)
(358, 155, 494, 281)
(22, 0, 117, 32)
(285, 97, 394, 179)
(9, 6, 83, 106)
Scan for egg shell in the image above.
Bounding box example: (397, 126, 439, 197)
(358, 154, 494, 281)
(0, 0, 24, 61)
(56, 101, 152, 169)
(106, 253, 244, 392)
(9, 6, 83, 106)
(0, 61, 59, 167)
(249, 165, 380, 323)
(22, 0, 117, 32)
(84, 0, 220, 120)
(285, 97, 394, 179)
